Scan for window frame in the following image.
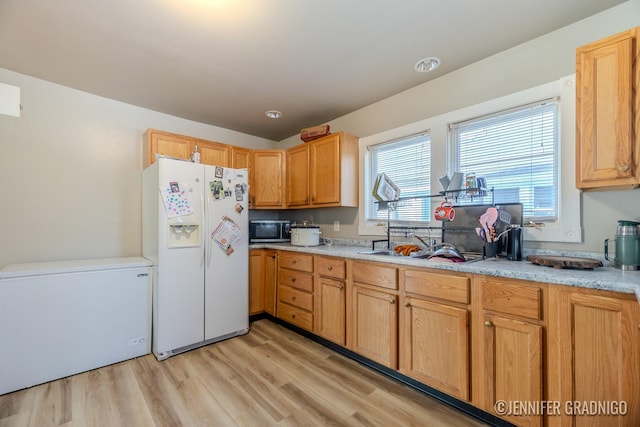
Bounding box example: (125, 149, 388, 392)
(448, 97, 560, 223)
(358, 75, 581, 243)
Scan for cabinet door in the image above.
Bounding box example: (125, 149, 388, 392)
(484, 314, 542, 427)
(315, 276, 346, 345)
(199, 141, 229, 167)
(249, 250, 265, 315)
(351, 284, 398, 368)
(231, 146, 251, 169)
(264, 251, 277, 316)
(401, 297, 469, 401)
(310, 134, 341, 205)
(252, 150, 285, 208)
(576, 28, 639, 189)
(144, 130, 192, 168)
(553, 290, 640, 426)
(286, 144, 310, 207)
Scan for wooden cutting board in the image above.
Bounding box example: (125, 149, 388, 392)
(526, 255, 603, 270)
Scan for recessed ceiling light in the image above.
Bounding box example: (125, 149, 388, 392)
(414, 57, 441, 73)
(265, 110, 283, 119)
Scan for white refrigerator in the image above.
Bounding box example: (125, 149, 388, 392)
(142, 157, 250, 361)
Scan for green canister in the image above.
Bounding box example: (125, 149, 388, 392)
(604, 220, 640, 270)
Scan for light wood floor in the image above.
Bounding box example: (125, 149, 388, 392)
(0, 319, 488, 426)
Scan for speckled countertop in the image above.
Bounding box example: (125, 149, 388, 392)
(251, 242, 640, 298)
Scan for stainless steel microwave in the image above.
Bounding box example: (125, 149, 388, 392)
(249, 220, 291, 243)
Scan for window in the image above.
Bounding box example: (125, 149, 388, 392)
(449, 98, 559, 221)
(368, 132, 431, 223)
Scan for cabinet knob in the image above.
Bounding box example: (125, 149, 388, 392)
(389, 298, 395, 304)
(291, 278, 296, 282)
(404, 302, 411, 307)
(338, 285, 344, 290)
(292, 296, 296, 301)
(618, 164, 629, 172)
(327, 266, 333, 271)
(484, 320, 494, 327)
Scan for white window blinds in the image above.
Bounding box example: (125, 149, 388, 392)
(450, 98, 559, 221)
(369, 132, 431, 222)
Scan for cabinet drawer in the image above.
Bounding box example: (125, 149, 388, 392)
(316, 257, 346, 279)
(277, 302, 313, 330)
(482, 280, 542, 320)
(278, 269, 313, 292)
(278, 285, 313, 311)
(353, 262, 398, 290)
(403, 270, 470, 304)
(279, 252, 314, 272)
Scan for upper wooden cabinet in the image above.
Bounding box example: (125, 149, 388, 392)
(286, 132, 359, 208)
(230, 146, 251, 170)
(143, 129, 231, 169)
(252, 150, 286, 209)
(143, 129, 192, 167)
(576, 27, 640, 190)
(286, 144, 310, 207)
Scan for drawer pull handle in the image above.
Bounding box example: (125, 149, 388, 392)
(484, 320, 494, 327)
(327, 266, 333, 271)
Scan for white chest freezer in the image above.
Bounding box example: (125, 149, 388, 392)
(0, 257, 152, 395)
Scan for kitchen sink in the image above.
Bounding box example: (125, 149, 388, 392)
(358, 249, 484, 263)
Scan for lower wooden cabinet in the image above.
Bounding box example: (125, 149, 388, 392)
(277, 252, 314, 331)
(263, 250, 277, 316)
(248, 250, 265, 315)
(474, 276, 545, 427)
(248, 251, 640, 427)
(351, 283, 398, 368)
(314, 256, 347, 345)
(248, 249, 277, 316)
(349, 261, 399, 369)
(483, 314, 543, 427)
(548, 286, 640, 427)
(401, 297, 470, 400)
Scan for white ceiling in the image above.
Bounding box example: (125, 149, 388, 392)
(0, 0, 625, 141)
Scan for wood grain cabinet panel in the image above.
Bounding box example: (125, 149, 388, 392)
(400, 297, 469, 401)
(549, 287, 640, 426)
(249, 250, 265, 315)
(286, 144, 310, 207)
(314, 256, 347, 345)
(252, 150, 286, 209)
(285, 132, 359, 208)
(351, 283, 398, 369)
(576, 27, 640, 190)
(483, 315, 542, 427)
(276, 251, 314, 331)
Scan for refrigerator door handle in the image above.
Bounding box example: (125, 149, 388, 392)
(200, 192, 206, 267)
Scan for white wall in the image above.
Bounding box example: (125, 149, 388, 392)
(0, 68, 275, 267)
(279, 0, 640, 253)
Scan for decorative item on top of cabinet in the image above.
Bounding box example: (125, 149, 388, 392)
(576, 27, 640, 190)
(286, 131, 359, 208)
(399, 268, 471, 402)
(473, 276, 545, 427)
(314, 256, 347, 345)
(252, 150, 286, 209)
(276, 252, 314, 331)
(548, 285, 640, 427)
(348, 261, 398, 369)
